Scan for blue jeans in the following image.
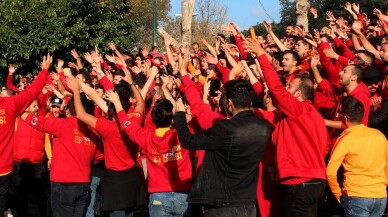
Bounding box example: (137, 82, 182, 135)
(50, 182, 90, 217)
(343, 195, 387, 217)
(86, 176, 100, 217)
(148, 192, 192, 217)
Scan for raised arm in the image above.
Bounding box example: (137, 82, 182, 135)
(263, 20, 288, 51)
(80, 82, 109, 113)
(12, 54, 52, 115)
(70, 78, 98, 128)
(70, 49, 83, 70)
(245, 38, 304, 118)
(352, 20, 381, 61)
(121, 66, 145, 114)
(140, 66, 158, 100)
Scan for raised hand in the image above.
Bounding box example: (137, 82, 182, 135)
(314, 29, 321, 43)
(243, 37, 262, 55)
(41, 54, 53, 70)
(84, 52, 93, 64)
(310, 50, 321, 68)
(351, 3, 360, 14)
(8, 64, 16, 75)
(70, 49, 79, 60)
(263, 20, 272, 33)
(105, 54, 116, 64)
(105, 90, 120, 104)
(344, 2, 353, 12)
(310, 7, 318, 18)
(323, 48, 339, 59)
(326, 11, 336, 22)
(352, 20, 363, 34)
(108, 42, 117, 51)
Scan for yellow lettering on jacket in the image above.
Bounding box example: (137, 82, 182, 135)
(151, 145, 183, 163)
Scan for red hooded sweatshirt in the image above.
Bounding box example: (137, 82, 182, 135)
(0, 69, 49, 175)
(257, 54, 329, 182)
(117, 110, 192, 193)
(24, 115, 98, 183)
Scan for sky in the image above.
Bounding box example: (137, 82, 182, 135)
(169, 0, 282, 30)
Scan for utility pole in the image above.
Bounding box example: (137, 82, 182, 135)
(153, 0, 157, 46)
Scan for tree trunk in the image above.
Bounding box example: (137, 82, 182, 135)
(295, 0, 310, 31)
(181, 0, 196, 44)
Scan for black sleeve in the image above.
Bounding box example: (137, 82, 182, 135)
(174, 112, 225, 151)
(369, 98, 388, 126)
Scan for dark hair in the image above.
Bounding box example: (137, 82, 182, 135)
(295, 74, 314, 101)
(272, 51, 283, 62)
(357, 50, 375, 64)
(92, 84, 104, 90)
(114, 82, 132, 112)
(66, 96, 95, 117)
(339, 96, 364, 123)
(152, 99, 174, 128)
(224, 79, 253, 109)
(283, 50, 301, 65)
(350, 65, 363, 83)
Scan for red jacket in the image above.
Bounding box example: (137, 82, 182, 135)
(95, 117, 137, 171)
(258, 54, 328, 181)
(181, 75, 226, 130)
(24, 115, 98, 183)
(117, 111, 192, 193)
(317, 42, 342, 85)
(13, 117, 45, 163)
(0, 69, 48, 175)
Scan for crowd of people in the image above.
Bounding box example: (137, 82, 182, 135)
(1, 2, 388, 217)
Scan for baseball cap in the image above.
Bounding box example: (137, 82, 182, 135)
(51, 98, 63, 107)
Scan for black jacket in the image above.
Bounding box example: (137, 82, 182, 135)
(174, 110, 271, 206)
(369, 97, 388, 138)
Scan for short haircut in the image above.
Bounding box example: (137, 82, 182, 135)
(66, 96, 95, 117)
(152, 99, 174, 128)
(192, 42, 199, 47)
(283, 50, 301, 65)
(350, 65, 363, 83)
(298, 39, 311, 49)
(295, 74, 314, 101)
(357, 50, 375, 64)
(340, 96, 364, 123)
(224, 79, 253, 109)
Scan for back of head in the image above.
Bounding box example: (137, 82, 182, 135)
(224, 79, 253, 109)
(340, 96, 364, 123)
(114, 82, 132, 112)
(350, 65, 363, 83)
(295, 75, 314, 101)
(152, 99, 174, 128)
(66, 96, 95, 117)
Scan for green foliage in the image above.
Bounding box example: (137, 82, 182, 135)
(0, 0, 167, 86)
